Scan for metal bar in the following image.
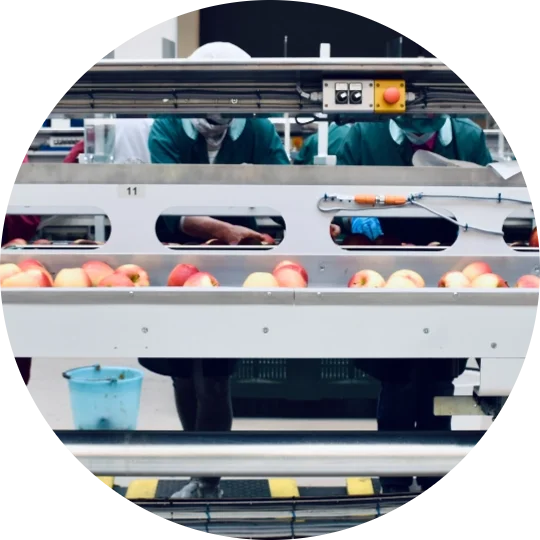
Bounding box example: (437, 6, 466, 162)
(2, 287, 537, 307)
(57, 430, 481, 477)
(15, 163, 525, 187)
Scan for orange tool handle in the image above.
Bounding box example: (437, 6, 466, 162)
(354, 194, 408, 206)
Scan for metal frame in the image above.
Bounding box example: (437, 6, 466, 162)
(56, 430, 481, 477)
(56, 57, 483, 115)
(2, 164, 537, 399)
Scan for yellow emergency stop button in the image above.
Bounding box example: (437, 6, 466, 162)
(374, 80, 406, 113)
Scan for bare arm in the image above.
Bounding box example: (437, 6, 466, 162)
(181, 216, 267, 245)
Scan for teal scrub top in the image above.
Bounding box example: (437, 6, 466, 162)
(150, 117, 289, 242)
(149, 117, 290, 165)
(294, 123, 352, 165)
(337, 117, 493, 166)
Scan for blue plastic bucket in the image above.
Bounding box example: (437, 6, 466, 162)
(63, 365, 144, 430)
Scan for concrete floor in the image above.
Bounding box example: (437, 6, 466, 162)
(28, 356, 491, 488)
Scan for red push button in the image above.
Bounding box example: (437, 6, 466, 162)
(383, 87, 401, 105)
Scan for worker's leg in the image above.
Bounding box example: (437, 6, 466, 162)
(137, 358, 202, 500)
(356, 359, 416, 493)
(171, 359, 236, 499)
(172, 375, 198, 432)
(415, 358, 467, 491)
(15, 358, 32, 385)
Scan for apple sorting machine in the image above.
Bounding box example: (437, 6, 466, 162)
(1, 57, 537, 528)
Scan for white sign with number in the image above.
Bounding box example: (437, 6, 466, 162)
(118, 185, 146, 198)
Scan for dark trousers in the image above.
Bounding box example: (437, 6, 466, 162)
(356, 358, 467, 492)
(139, 358, 236, 488)
(15, 358, 31, 385)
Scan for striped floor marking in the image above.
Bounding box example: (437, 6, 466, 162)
(346, 478, 375, 497)
(97, 477, 115, 489)
(268, 479, 300, 498)
(126, 479, 159, 500)
(123, 478, 378, 500)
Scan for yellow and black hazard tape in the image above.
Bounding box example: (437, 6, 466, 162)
(96, 476, 380, 500)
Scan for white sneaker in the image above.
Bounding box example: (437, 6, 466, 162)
(170, 479, 224, 499)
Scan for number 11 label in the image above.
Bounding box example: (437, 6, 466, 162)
(118, 185, 146, 198)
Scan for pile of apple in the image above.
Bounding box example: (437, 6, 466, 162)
(0, 260, 150, 288)
(2, 238, 103, 248)
(166, 260, 309, 288)
(348, 262, 540, 289)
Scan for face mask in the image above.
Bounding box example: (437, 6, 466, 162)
(404, 131, 437, 145)
(207, 114, 232, 126)
(394, 115, 447, 135)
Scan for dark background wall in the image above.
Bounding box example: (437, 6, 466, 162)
(200, 1, 432, 58)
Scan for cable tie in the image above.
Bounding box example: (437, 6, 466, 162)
(464, 223, 469, 232)
(290, 500, 297, 538)
(498, 193, 502, 203)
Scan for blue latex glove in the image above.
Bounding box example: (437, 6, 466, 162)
(351, 217, 383, 241)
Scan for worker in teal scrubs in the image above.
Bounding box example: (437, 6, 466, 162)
(338, 115, 493, 167)
(151, 113, 289, 244)
(293, 122, 351, 165)
(337, 115, 493, 241)
(338, 115, 493, 494)
(139, 42, 290, 501)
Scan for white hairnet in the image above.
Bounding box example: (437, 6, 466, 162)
(188, 42, 251, 60)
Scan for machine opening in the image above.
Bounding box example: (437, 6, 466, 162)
(503, 210, 537, 251)
(1, 212, 110, 250)
(156, 208, 285, 249)
(332, 214, 458, 250)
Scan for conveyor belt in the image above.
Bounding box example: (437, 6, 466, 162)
(98, 476, 381, 500)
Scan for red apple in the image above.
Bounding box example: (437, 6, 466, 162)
(53, 268, 92, 288)
(470, 273, 508, 288)
(515, 275, 540, 288)
(183, 272, 220, 287)
(273, 267, 308, 288)
(388, 270, 425, 288)
(167, 264, 200, 287)
(272, 261, 309, 284)
(24, 269, 52, 287)
(384, 275, 418, 289)
(348, 270, 385, 288)
(2, 238, 27, 248)
(0, 263, 21, 284)
(82, 261, 115, 287)
(243, 272, 280, 288)
(530, 228, 538, 248)
(1, 271, 44, 288)
(98, 273, 134, 287)
(18, 259, 45, 271)
(438, 271, 471, 288)
(115, 264, 150, 287)
(462, 262, 492, 282)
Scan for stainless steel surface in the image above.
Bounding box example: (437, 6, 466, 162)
(16, 163, 524, 186)
(56, 57, 482, 114)
(2, 288, 536, 363)
(476, 357, 525, 397)
(7, 167, 533, 257)
(57, 430, 481, 477)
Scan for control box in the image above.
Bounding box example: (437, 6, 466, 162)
(322, 80, 406, 113)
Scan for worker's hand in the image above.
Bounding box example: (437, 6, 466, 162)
(330, 223, 341, 239)
(351, 217, 383, 241)
(219, 225, 268, 246)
